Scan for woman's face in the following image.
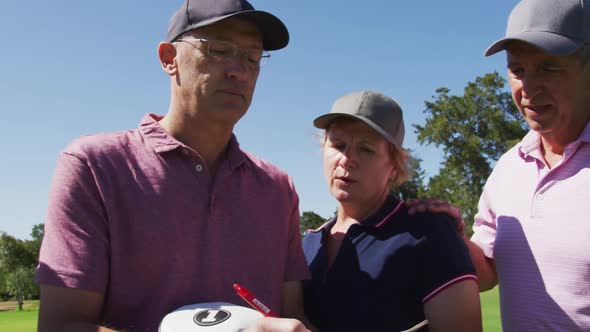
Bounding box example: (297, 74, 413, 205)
(323, 119, 396, 206)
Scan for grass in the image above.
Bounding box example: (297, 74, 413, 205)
(480, 286, 502, 331)
(0, 293, 502, 332)
(0, 300, 39, 332)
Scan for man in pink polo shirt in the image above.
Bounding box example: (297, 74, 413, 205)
(35, 1, 312, 331)
(410, 0, 590, 330)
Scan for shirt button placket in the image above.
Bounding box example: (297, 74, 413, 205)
(531, 192, 544, 219)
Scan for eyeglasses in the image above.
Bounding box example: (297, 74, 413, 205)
(176, 38, 270, 69)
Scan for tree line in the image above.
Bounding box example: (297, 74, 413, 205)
(0, 224, 43, 309)
(0, 72, 526, 309)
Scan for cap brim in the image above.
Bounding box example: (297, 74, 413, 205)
(172, 10, 289, 50)
(313, 113, 398, 146)
(237, 11, 289, 51)
(484, 31, 582, 56)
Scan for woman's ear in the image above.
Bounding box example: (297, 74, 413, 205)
(389, 168, 398, 185)
(158, 42, 178, 76)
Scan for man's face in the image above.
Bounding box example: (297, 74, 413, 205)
(174, 18, 263, 126)
(506, 42, 590, 145)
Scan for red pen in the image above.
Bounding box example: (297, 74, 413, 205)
(233, 283, 280, 318)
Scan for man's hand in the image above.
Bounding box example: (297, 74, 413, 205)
(245, 317, 311, 332)
(405, 198, 466, 235)
(406, 198, 499, 291)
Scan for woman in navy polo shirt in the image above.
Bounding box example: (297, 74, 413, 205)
(302, 90, 482, 332)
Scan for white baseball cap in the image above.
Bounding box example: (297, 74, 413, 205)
(159, 302, 263, 332)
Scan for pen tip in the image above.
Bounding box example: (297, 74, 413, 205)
(233, 283, 240, 291)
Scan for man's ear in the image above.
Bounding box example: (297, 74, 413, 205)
(158, 42, 178, 76)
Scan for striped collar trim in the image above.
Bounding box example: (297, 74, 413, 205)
(306, 198, 404, 233)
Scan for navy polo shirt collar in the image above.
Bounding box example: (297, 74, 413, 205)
(311, 194, 403, 237)
(360, 194, 403, 228)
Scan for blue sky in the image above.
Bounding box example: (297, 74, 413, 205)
(0, 1, 515, 240)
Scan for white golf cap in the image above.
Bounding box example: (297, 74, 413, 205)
(159, 302, 263, 332)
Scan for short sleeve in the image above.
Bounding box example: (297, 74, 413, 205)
(35, 150, 110, 292)
(470, 182, 498, 259)
(418, 213, 477, 302)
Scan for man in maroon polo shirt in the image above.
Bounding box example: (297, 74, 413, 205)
(35, 1, 311, 331)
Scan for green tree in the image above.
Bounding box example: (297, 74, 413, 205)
(300, 211, 328, 235)
(415, 72, 527, 233)
(24, 223, 44, 264)
(0, 233, 37, 271)
(0, 265, 8, 300)
(5, 267, 35, 310)
(0, 225, 44, 303)
(25, 224, 43, 300)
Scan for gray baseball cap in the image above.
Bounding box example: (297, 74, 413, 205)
(485, 0, 590, 56)
(313, 90, 405, 147)
(166, 0, 289, 51)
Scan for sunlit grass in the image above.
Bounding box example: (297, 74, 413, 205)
(0, 301, 39, 332)
(480, 286, 502, 331)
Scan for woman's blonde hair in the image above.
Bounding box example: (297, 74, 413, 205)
(386, 141, 412, 190)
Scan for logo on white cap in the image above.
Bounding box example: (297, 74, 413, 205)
(193, 309, 232, 326)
